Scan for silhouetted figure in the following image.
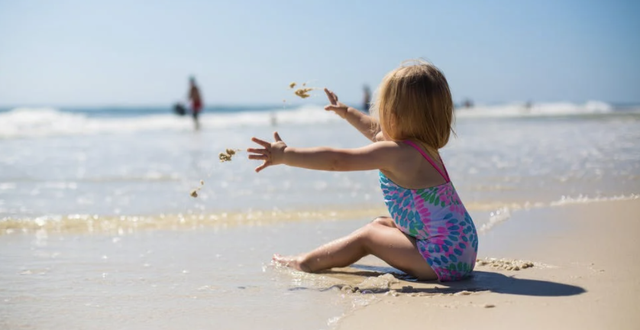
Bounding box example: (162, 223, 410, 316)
(463, 99, 474, 109)
(188, 77, 203, 130)
(363, 85, 371, 113)
(173, 103, 187, 116)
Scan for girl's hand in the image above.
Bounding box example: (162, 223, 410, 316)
(248, 132, 287, 173)
(324, 88, 349, 118)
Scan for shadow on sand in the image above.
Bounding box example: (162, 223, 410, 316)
(300, 264, 585, 297)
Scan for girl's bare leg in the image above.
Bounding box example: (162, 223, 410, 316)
(273, 216, 437, 280)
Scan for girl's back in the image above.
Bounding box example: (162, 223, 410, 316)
(373, 61, 478, 281)
(379, 141, 448, 190)
(379, 140, 478, 281)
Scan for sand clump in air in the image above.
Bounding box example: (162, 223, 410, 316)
(288, 81, 317, 99)
(191, 148, 239, 198)
(219, 148, 240, 162)
(190, 180, 204, 198)
(294, 88, 314, 99)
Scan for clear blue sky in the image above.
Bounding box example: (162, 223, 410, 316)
(0, 0, 638, 106)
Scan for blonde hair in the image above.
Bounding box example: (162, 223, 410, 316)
(371, 59, 454, 150)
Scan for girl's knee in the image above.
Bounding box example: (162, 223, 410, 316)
(371, 216, 394, 227)
(359, 222, 390, 253)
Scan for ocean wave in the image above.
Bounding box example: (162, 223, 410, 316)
(0, 105, 340, 139)
(455, 101, 623, 118)
(1, 101, 635, 139)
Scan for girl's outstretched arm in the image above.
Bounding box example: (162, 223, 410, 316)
(324, 89, 382, 142)
(247, 132, 403, 173)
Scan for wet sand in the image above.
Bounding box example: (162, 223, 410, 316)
(336, 199, 640, 330)
(1, 200, 638, 329)
(0, 220, 362, 330)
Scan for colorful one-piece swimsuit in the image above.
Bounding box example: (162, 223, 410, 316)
(379, 141, 478, 281)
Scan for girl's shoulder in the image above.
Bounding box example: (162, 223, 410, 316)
(377, 140, 448, 189)
(369, 140, 425, 170)
(369, 140, 418, 158)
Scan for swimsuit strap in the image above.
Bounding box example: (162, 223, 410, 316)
(438, 153, 451, 183)
(403, 140, 450, 182)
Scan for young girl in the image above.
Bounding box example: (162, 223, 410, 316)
(247, 60, 478, 282)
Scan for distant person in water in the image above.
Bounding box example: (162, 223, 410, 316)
(363, 84, 371, 113)
(188, 77, 203, 130)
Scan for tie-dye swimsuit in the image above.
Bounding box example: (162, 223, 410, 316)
(379, 141, 478, 281)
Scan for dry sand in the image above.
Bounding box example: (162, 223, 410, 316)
(335, 199, 640, 330)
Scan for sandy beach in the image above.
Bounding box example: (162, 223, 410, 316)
(336, 199, 640, 330)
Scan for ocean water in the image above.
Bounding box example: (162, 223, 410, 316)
(1, 102, 638, 221)
(1, 102, 639, 329)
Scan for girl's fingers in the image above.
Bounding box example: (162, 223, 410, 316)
(324, 105, 345, 111)
(273, 131, 282, 142)
(248, 154, 268, 160)
(255, 161, 269, 173)
(247, 148, 268, 155)
(251, 137, 271, 148)
(323, 88, 332, 101)
(324, 88, 337, 105)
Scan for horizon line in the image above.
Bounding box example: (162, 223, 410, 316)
(1, 99, 639, 109)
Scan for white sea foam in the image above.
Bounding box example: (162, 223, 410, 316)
(456, 100, 615, 118)
(477, 194, 640, 234)
(549, 194, 640, 206)
(478, 207, 512, 234)
(1, 101, 633, 139)
(3, 193, 637, 235)
(0, 105, 339, 139)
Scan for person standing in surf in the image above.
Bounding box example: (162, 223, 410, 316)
(363, 84, 371, 113)
(188, 76, 203, 130)
(248, 60, 478, 282)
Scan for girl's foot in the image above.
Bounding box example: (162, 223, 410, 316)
(272, 254, 309, 272)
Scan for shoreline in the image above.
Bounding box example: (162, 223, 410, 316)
(2, 194, 637, 236)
